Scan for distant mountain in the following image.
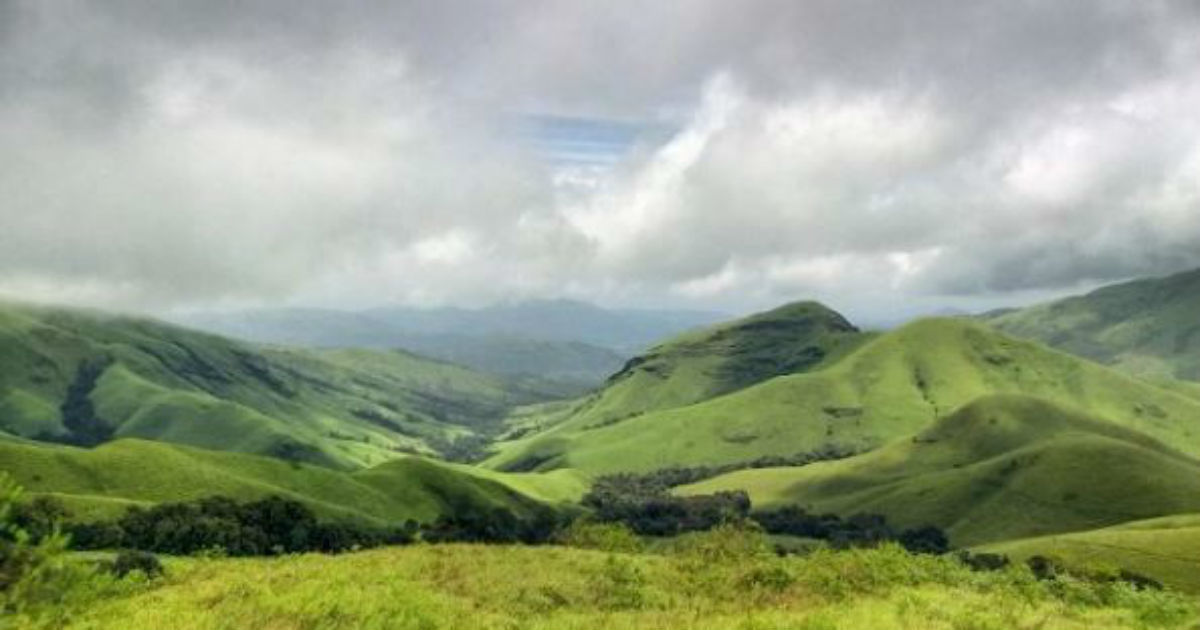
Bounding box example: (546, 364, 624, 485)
(364, 299, 725, 352)
(175, 300, 722, 386)
(486, 314, 1200, 474)
(0, 301, 563, 469)
(680, 394, 1200, 546)
(983, 267, 1200, 381)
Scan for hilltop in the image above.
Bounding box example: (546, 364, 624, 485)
(484, 301, 871, 471)
(679, 394, 1200, 545)
(0, 301, 562, 468)
(487, 315, 1200, 474)
(984, 267, 1200, 381)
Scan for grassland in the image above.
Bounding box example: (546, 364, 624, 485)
(985, 266, 1200, 381)
(43, 539, 1199, 630)
(982, 514, 1200, 594)
(0, 438, 582, 524)
(489, 316, 1200, 474)
(0, 301, 562, 468)
(677, 394, 1200, 546)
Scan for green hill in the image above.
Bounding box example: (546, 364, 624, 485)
(981, 514, 1200, 594)
(484, 301, 870, 471)
(678, 395, 1200, 545)
(0, 438, 584, 524)
(0, 301, 562, 469)
(487, 316, 1200, 474)
(984, 267, 1200, 381)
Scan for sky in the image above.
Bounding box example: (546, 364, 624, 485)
(2, 1, 1200, 324)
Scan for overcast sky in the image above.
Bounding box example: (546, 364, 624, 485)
(2, 1, 1200, 323)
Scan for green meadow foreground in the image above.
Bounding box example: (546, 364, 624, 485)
(35, 539, 1200, 630)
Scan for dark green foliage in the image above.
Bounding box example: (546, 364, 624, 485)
(897, 526, 951, 555)
(71, 496, 416, 556)
(956, 550, 1011, 572)
(9, 496, 70, 541)
(423, 506, 566, 544)
(1027, 555, 1066, 581)
(753, 505, 949, 554)
(108, 551, 162, 579)
(57, 358, 114, 446)
(582, 475, 751, 536)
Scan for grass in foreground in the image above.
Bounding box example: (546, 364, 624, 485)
(46, 533, 1200, 630)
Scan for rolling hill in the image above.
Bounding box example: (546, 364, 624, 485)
(981, 513, 1200, 594)
(0, 301, 564, 469)
(0, 438, 585, 525)
(486, 314, 1200, 474)
(678, 394, 1200, 546)
(984, 266, 1200, 381)
(483, 301, 872, 471)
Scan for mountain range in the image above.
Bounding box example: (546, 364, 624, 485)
(173, 300, 724, 386)
(4, 268, 1200, 590)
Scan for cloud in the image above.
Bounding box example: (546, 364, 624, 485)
(1, 1, 1199, 318)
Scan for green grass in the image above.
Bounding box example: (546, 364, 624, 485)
(484, 301, 870, 471)
(984, 267, 1200, 381)
(0, 438, 578, 525)
(489, 317, 1200, 474)
(50, 541, 1200, 630)
(678, 394, 1200, 546)
(982, 514, 1200, 594)
(0, 300, 562, 468)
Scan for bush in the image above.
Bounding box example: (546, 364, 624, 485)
(109, 551, 163, 579)
(591, 554, 646, 610)
(1, 474, 114, 628)
(557, 520, 643, 553)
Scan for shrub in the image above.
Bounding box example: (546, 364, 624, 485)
(592, 554, 646, 610)
(557, 520, 643, 553)
(1, 474, 113, 628)
(109, 551, 163, 579)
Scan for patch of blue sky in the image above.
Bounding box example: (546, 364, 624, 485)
(515, 114, 675, 167)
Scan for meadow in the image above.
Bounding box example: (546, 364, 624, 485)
(23, 530, 1200, 630)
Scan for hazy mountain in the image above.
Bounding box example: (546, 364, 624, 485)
(176, 300, 723, 386)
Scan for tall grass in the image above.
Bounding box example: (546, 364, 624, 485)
(52, 523, 1199, 630)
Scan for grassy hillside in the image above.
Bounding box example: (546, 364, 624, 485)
(679, 395, 1200, 545)
(488, 317, 1200, 474)
(0, 301, 561, 468)
(52, 542, 1198, 630)
(982, 514, 1200, 594)
(484, 302, 871, 471)
(984, 267, 1200, 381)
(0, 438, 583, 524)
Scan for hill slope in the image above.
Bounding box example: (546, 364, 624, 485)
(0, 438, 583, 524)
(488, 317, 1200, 474)
(981, 514, 1200, 594)
(984, 267, 1200, 381)
(484, 301, 871, 471)
(679, 395, 1200, 545)
(0, 301, 561, 468)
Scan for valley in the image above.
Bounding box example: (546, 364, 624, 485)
(5, 270, 1200, 628)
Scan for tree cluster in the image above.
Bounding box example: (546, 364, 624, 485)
(582, 476, 751, 536)
(69, 496, 416, 556)
(754, 506, 950, 554)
